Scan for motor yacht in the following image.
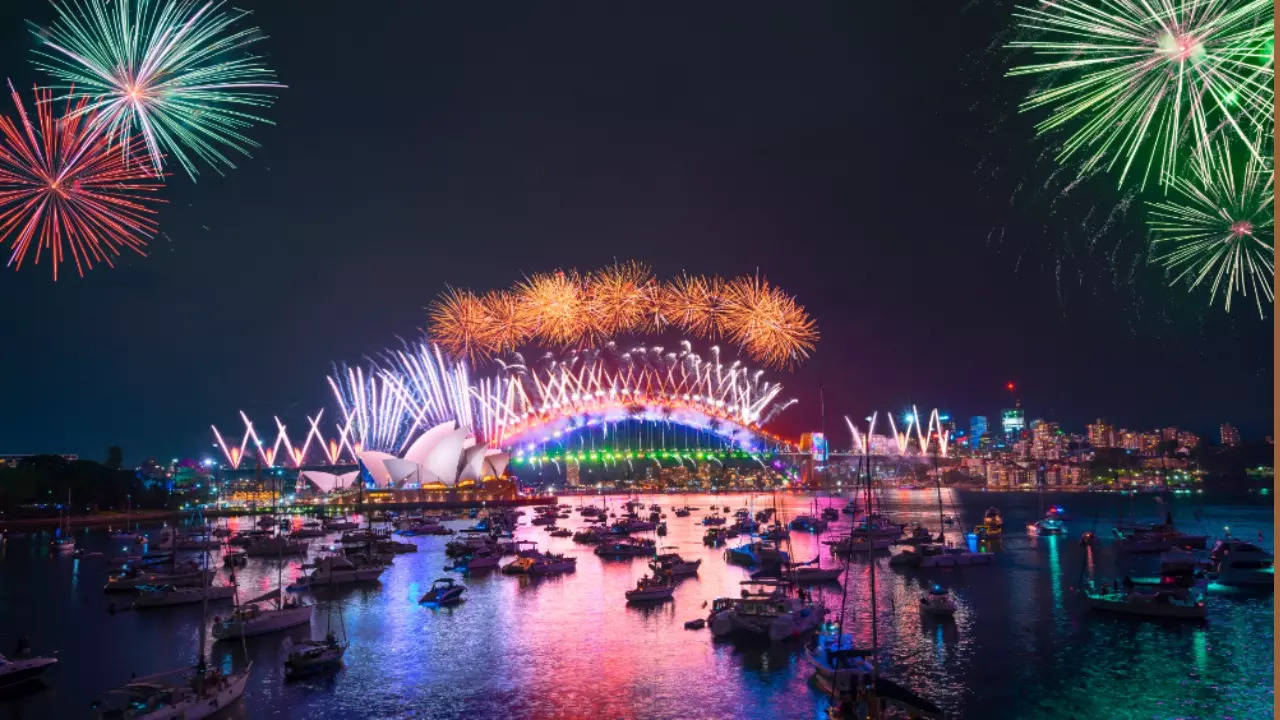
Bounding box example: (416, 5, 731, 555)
(890, 543, 993, 569)
(91, 664, 250, 719)
(974, 507, 1003, 538)
(625, 574, 675, 603)
(243, 536, 308, 556)
(0, 650, 57, 688)
(212, 594, 312, 640)
(708, 583, 826, 642)
(649, 553, 701, 577)
(420, 577, 466, 605)
(282, 634, 346, 678)
(919, 584, 956, 615)
(1082, 581, 1207, 619)
(133, 584, 236, 609)
(1209, 539, 1273, 587)
(288, 555, 388, 589)
(789, 515, 828, 533)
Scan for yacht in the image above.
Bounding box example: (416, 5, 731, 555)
(0, 651, 57, 688)
(243, 536, 308, 556)
(1027, 514, 1066, 537)
(625, 574, 675, 603)
(212, 592, 312, 640)
(828, 535, 894, 554)
(594, 539, 656, 558)
(288, 555, 388, 589)
(791, 564, 843, 584)
(789, 515, 828, 533)
(528, 553, 576, 575)
(649, 553, 701, 577)
(282, 635, 346, 679)
(919, 584, 956, 615)
(104, 562, 210, 592)
(420, 577, 466, 605)
(725, 541, 789, 567)
(805, 628, 943, 719)
(851, 513, 904, 539)
(890, 543, 993, 569)
(701, 515, 726, 526)
(708, 583, 826, 642)
(133, 584, 236, 609)
(703, 528, 728, 546)
(1114, 521, 1209, 553)
(322, 517, 359, 531)
(91, 665, 251, 719)
(1082, 580, 1207, 619)
(1209, 539, 1274, 587)
(974, 507, 1003, 538)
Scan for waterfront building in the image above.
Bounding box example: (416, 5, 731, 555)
(1220, 423, 1240, 447)
(1139, 432, 1161, 456)
(1177, 430, 1200, 449)
(1086, 419, 1114, 448)
(1161, 426, 1180, 443)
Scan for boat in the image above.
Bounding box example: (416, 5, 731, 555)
(282, 634, 346, 679)
(212, 594, 312, 640)
(895, 524, 935, 546)
(243, 536, 308, 556)
(974, 507, 1003, 538)
(684, 618, 705, 629)
(452, 549, 502, 572)
(133, 584, 236, 609)
(93, 507, 252, 719)
(529, 553, 577, 575)
(758, 523, 789, 541)
(655, 522, 667, 536)
(104, 562, 211, 592)
(1209, 539, 1274, 587)
(792, 564, 843, 584)
(1027, 515, 1067, 537)
(919, 584, 956, 615)
(420, 577, 466, 605)
(289, 527, 325, 539)
(322, 517, 359, 531)
(51, 490, 76, 554)
(725, 541, 790, 567)
(1082, 581, 1207, 620)
(821, 507, 840, 521)
(649, 552, 701, 577)
(549, 528, 573, 538)
(1113, 517, 1209, 552)
(789, 515, 829, 533)
(625, 574, 675, 603)
(890, 543, 994, 569)
(674, 508, 691, 518)
(701, 515, 726, 526)
(703, 528, 728, 546)
(708, 582, 826, 642)
(828, 535, 894, 554)
(288, 555, 388, 589)
(851, 514, 903, 539)
(595, 539, 656, 558)
(0, 648, 57, 688)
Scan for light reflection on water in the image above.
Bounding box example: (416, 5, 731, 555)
(0, 490, 1271, 719)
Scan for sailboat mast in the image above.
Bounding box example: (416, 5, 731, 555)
(196, 508, 210, 692)
(934, 447, 945, 543)
(866, 427, 878, 688)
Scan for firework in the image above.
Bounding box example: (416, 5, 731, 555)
(1007, 0, 1274, 189)
(586, 260, 655, 333)
(30, 0, 284, 179)
(327, 364, 414, 454)
(428, 287, 497, 360)
(1148, 137, 1273, 316)
(481, 290, 534, 353)
(0, 82, 164, 280)
(720, 275, 819, 368)
(663, 272, 727, 337)
(517, 269, 593, 344)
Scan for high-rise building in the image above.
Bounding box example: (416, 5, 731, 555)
(1161, 427, 1179, 442)
(969, 416, 988, 449)
(1001, 409, 1025, 445)
(1116, 429, 1139, 451)
(1177, 430, 1200, 449)
(1087, 419, 1114, 448)
(1220, 423, 1241, 447)
(1139, 432, 1161, 456)
(1031, 421, 1062, 460)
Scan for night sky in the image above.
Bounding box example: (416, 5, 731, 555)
(0, 1, 1270, 464)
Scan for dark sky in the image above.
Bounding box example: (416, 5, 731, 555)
(0, 1, 1270, 464)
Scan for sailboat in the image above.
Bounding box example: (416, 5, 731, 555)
(50, 490, 75, 553)
(93, 509, 252, 718)
(807, 413, 942, 720)
(109, 496, 144, 543)
(283, 595, 348, 678)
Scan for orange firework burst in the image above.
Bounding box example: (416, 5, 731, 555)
(663, 273, 727, 338)
(517, 270, 589, 345)
(428, 287, 495, 360)
(720, 275, 818, 368)
(586, 260, 654, 334)
(481, 290, 534, 353)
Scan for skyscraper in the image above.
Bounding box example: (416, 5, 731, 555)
(969, 416, 988, 449)
(1220, 423, 1241, 448)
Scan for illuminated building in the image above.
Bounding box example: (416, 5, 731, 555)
(1177, 430, 1200, 449)
(1031, 421, 1062, 460)
(968, 416, 988, 449)
(1000, 409, 1024, 444)
(1087, 419, 1114, 448)
(1139, 432, 1161, 456)
(1220, 423, 1240, 447)
(1161, 427, 1179, 442)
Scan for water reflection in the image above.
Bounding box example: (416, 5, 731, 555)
(0, 490, 1270, 719)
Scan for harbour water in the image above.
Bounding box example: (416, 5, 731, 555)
(0, 490, 1272, 719)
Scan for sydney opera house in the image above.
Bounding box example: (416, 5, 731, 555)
(296, 421, 515, 505)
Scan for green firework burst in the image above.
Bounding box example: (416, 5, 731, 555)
(1008, 0, 1273, 190)
(1148, 137, 1273, 316)
(29, 0, 284, 179)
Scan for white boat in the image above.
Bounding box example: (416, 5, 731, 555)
(133, 584, 236, 609)
(529, 553, 576, 575)
(104, 563, 211, 592)
(289, 555, 387, 589)
(212, 595, 312, 640)
(708, 584, 826, 642)
(1209, 539, 1274, 587)
(892, 543, 993, 569)
(0, 651, 57, 688)
(91, 664, 251, 719)
(1027, 517, 1067, 537)
(919, 584, 956, 615)
(51, 491, 76, 553)
(625, 574, 675, 603)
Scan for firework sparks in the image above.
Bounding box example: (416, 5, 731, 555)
(720, 275, 819, 368)
(30, 0, 285, 179)
(1007, 0, 1274, 189)
(663, 272, 727, 338)
(586, 260, 655, 334)
(1148, 137, 1273, 316)
(428, 287, 497, 360)
(0, 82, 164, 280)
(517, 269, 591, 345)
(481, 290, 533, 354)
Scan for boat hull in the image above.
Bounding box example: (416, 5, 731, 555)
(212, 605, 313, 640)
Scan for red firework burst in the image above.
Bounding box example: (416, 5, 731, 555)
(0, 83, 164, 280)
